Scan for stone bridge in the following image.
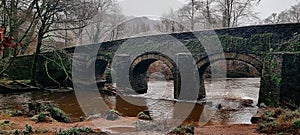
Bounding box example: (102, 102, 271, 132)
(9, 23, 300, 105)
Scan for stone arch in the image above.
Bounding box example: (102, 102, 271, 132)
(197, 52, 263, 77)
(129, 52, 180, 98)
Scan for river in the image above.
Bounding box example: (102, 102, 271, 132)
(0, 78, 260, 125)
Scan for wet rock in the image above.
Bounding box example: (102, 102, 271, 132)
(3, 120, 9, 124)
(87, 114, 101, 120)
(27, 110, 36, 117)
(105, 110, 120, 121)
(251, 113, 263, 124)
(137, 111, 152, 120)
(251, 108, 268, 124)
(241, 99, 254, 107)
(260, 103, 267, 108)
(80, 116, 85, 122)
(220, 98, 255, 110)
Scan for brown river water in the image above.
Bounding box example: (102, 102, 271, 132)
(0, 78, 260, 126)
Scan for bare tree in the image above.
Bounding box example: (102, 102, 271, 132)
(264, 2, 300, 24)
(0, 0, 37, 49)
(289, 4, 300, 22)
(107, 6, 125, 41)
(30, 0, 91, 85)
(178, 0, 205, 31)
(82, 0, 124, 43)
(155, 9, 187, 33)
(176, 0, 259, 30)
(264, 13, 282, 24)
(0, 0, 37, 76)
(215, 0, 260, 27)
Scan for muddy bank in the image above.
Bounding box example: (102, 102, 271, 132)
(195, 124, 264, 135)
(0, 114, 263, 135)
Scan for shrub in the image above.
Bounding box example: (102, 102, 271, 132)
(56, 127, 94, 135)
(37, 113, 47, 122)
(28, 103, 70, 123)
(13, 124, 34, 135)
(293, 119, 300, 128)
(170, 124, 194, 135)
(48, 107, 70, 123)
(257, 108, 300, 134)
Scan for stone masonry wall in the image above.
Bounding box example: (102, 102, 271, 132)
(259, 53, 283, 106)
(280, 53, 300, 106)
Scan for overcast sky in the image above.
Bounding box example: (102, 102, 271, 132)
(118, 0, 299, 19)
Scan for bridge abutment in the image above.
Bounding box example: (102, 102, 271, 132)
(280, 53, 300, 106)
(259, 53, 300, 106)
(259, 54, 282, 106)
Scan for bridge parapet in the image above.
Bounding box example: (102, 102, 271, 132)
(64, 23, 300, 60)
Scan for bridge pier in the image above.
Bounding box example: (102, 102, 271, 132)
(199, 76, 206, 99)
(176, 53, 201, 100)
(113, 54, 131, 91)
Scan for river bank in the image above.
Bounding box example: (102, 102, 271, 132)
(0, 78, 266, 134)
(0, 99, 263, 135)
(0, 113, 263, 135)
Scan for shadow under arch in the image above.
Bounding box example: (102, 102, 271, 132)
(129, 51, 181, 99)
(196, 52, 263, 98)
(86, 54, 112, 86)
(197, 52, 263, 76)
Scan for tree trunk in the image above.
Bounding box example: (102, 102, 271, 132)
(191, 0, 195, 31)
(30, 29, 44, 86)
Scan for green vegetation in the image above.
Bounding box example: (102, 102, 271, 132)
(31, 112, 46, 122)
(257, 108, 300, 134)
(137, 111, 152, 120)
(28, 103, 70, 123)
(185, 33, 279, 55)
(185, 32, 300, 55)
(4, 110, 24, 117)
(8, 124, 49, 135)
(0, 120, 16, 131)
(30, 112, 56, 123)
(271, 74, 282, 87)
(56, 127, 94, 135)
(107, 109, 120, 116)
(170, 124, 194, 135)
(283, 33, 300, 52)
(48, 107, 70, 123)
(13, 124, 34, 135)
